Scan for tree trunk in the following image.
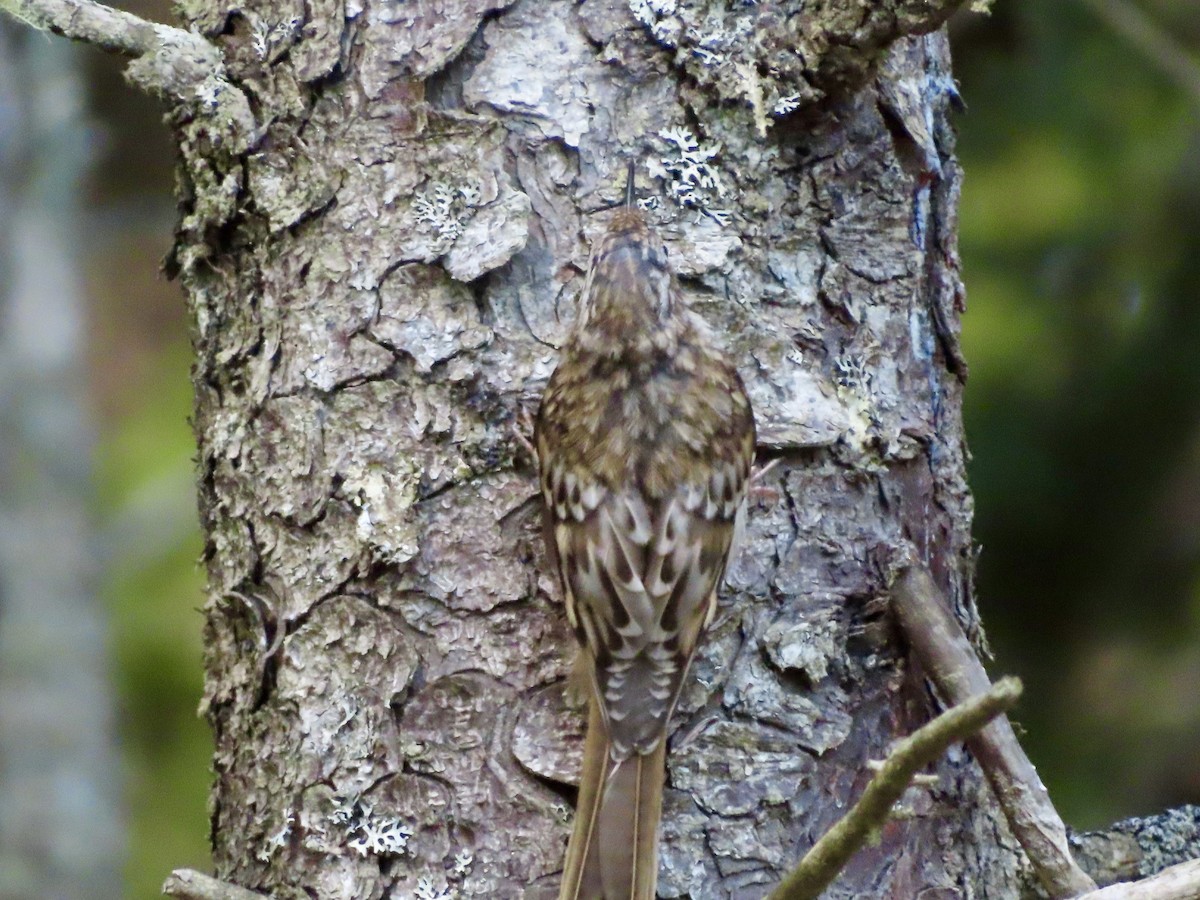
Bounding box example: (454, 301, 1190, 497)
(177, 1, 1009, 897)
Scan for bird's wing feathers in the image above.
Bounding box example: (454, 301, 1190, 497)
(542, 448, 749, 758)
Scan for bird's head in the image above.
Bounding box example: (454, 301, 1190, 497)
(575, 173, 676, 338)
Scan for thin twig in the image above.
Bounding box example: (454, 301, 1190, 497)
(0, 0, 223, 101)
(5, 0, 181, 58)
(891, 564, 1098, 896)
(1076, 857, 1200, 899)
(1072, 0, 1200, 111)
(766, 677, 1023, 900)
(162, 868, 267, 900)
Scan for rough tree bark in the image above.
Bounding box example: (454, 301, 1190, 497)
(10, 0, 1199, 897)
(183, 2, 1009, 896)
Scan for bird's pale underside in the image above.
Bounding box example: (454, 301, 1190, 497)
(535, 171, 756, 900)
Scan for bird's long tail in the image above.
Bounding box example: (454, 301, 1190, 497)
(559, 697, 666, 900)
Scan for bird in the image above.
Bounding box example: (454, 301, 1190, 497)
(535, 163, 756, 899)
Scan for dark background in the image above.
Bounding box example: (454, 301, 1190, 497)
(61, 1, 1200, 893)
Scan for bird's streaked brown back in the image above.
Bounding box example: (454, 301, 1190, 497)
(536, 177, 755, 900)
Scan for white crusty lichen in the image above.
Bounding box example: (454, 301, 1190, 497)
(691, 20, 755, 68)
(635, 195, 661, 213)
(551, 801, 572, 824)
(192, 72, 232, 112)
(629, 0, 680, 44)
(347, 817, 413, 857)
(412, 182, 482, 246)
(250, 14, 302, 59)
(334, 797, 414, 858)
(257, 807, 295, 862)
(833, 352, 869, 392)
(342, 460, 422, 565)
(451, 848, 474, 878)
(833, 352, 877, 456)
(250, 18, 271, 58)
(773, 93, 803, 116)
(736, 59, 767, 136)
(630, 0, 677, 17)
(653, 127, 732, 225)
(413, 876, 457, 900)
(627, 0, 814, 131)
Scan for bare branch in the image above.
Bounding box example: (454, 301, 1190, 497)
(162, 869, 267, 900)
(891, 564, 1098, 896)
(766, 677, 1023, 900)
(0, 0, 223, 101)
(1077, 857, 1200, 900)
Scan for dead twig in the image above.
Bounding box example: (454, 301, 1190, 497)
(766, 677, 1023, 900)
(162, 868, 267, 900)
(0, 0, 227, 102)
(891, 564, 1098, 896)
(1076, 857, 1200, 900)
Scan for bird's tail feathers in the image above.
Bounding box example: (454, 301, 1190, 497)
(559, 699, 665, 900)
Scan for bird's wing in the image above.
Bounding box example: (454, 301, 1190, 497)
(542, 444, 751, 758)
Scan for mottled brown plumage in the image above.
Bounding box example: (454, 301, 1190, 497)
(536, 174, 755, 900)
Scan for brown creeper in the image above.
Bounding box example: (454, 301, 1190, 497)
(536, 164, 756, 899)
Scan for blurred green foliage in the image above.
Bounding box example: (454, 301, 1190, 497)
(954, 2, 1200, 826)
(86, 12, 212, 894)
(97, 343, 210, 898)
(82, 2, 1200, 896)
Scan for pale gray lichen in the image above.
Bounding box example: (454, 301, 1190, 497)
(250, 14, 302, 59)
(412, 182, 482, 248)
(399, 738, 430, 761)
(340, 458, 422, 565)
(630, 0, 677, 18)
(629, 0, 680, 44)
(690, 18, 755, 68)
(833, 352, 877, 455)
(624, 0, 831, 131)
(192, 72, 231, 113)
(764, 617, 842, 684)
(250, 18, 271, 58)
(336, 797, 414, 859)
(412, 876, 457, 900)
(453, 849, 474, 877)
(275, 17, 302, 41)
(652, 127, 732, 225)
(257, 807, 295, 862)
(551, 801, 572, 824)
(347, 817, 413, 857)
(833, 353, 870, 391)
(773, 93, 803, 116)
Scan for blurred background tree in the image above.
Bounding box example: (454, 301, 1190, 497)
(0, 27, 123, 900)
(12, 0, 1197, 894)
(67, 0, 210, 893)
